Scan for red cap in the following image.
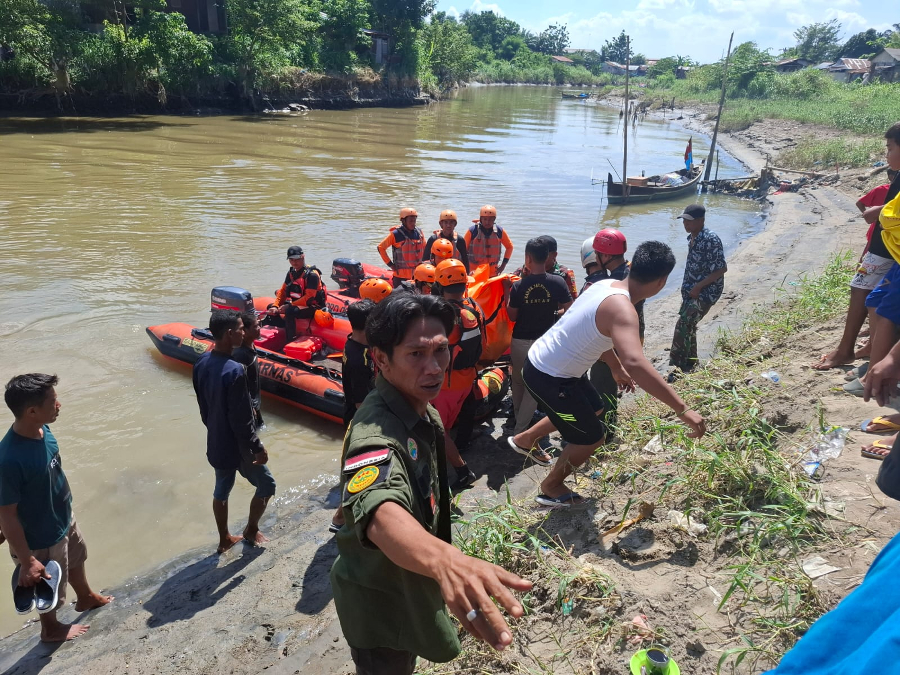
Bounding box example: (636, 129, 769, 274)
(593, 228, 627, 255)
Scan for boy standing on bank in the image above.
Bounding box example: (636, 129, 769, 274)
(193, 310, 275, 553)
(232, 311, 264, 429)
(0, 374, 113, 642)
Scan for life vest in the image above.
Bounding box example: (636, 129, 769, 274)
(391, 226, 425, 277)
(431, 230, 462, 258)
(467, 224, 504, 270)
(286, 266, 326, 308)
(447, 297, 484, 376)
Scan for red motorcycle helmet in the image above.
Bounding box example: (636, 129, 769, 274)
(593, 228, 627, 256)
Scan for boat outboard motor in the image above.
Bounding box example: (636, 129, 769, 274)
(331, 258, 365, 294)
(211, 286, 254, 313)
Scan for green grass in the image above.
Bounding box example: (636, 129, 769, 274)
(666, 79, 898, 135)
(776, 137, 884, 170)
(434, 253, 857, 674)
(473, 61, 613, 86)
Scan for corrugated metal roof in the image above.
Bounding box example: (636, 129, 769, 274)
(834, 58, 870, 70)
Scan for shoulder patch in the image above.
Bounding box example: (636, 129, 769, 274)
(407, 438, 418, 460)
(347, 466, 380, 494)
(343, 448, 392, 474)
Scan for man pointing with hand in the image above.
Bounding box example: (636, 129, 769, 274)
(330, 293, 531, 674)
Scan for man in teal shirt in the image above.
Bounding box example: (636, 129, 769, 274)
(0, 373, 112, 642)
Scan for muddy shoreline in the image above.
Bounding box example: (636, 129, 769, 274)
(0, 106, 875, 675)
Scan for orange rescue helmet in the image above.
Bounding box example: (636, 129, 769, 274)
(593, 228, 627, 256)
(359, 277, 392, 303)
(439, 209, 457, 222)
(431, 238, 454, 261)
(479, 205, 497, 219)
(399, 207, 418, 220)
(435, 258, 468, 287)
(314, 309, 335, 328)
(414, 263, 436, 284)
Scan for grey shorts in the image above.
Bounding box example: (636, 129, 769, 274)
(213, 460, 276, 501)
(851, 252, 894, 291)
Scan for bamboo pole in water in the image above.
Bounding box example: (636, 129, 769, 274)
(704, 32, 733, 183)
(622, 36, 630, 201)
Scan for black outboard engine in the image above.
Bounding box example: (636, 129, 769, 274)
(331, 258, 365, 293)
(211, 286, 254, 313)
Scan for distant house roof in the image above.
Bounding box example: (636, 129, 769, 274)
(551, 55, 575, 63)
(645, 59, 659, 67)
(563, 48, 597, 55)
(776, 57, 811, 66)
(362, 28, 390, 39)
(814, 61, 833, 70)
(875, 48, 900, 62)
(829, 58, 870, 73)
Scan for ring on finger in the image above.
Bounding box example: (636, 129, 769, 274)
(466, 608, 479, 622)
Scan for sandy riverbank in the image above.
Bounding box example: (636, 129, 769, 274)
(1, 111, 893, 675)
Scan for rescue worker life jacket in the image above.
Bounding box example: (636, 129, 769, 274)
(391, 226, 425, 277)
(467, 224, 504, 270)
(447, 297, 484, 376)
(285, 266, 326, 308)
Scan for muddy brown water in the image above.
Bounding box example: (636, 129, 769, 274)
(0, 85, 761, 637)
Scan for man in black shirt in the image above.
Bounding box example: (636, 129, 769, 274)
(232, 311, 264, 429)
(506, 239, 572, 448)
(331, 299, 376, 533)
(193, 310, 274, 553)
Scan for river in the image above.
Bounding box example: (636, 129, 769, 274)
(0, 85, 761, 636)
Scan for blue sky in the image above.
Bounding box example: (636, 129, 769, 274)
(436, 0, 889, 63)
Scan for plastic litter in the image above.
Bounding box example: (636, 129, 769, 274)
(760, 370, 782, 384)
(802, 427, 848, 477)
(801, 555, 841, 579)
(667, 510, 708, 536)
(561, 597, 574, 616)
(624, 614, 653, 646)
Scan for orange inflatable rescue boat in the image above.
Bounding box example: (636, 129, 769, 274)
(147, 282, 509, 425)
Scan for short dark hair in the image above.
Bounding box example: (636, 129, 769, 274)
(5, 373, 58, 419)
(885, 122, 900, 145)
(366, 293, 456, 358)
(525, 238, 549, 264)
(629, 241, 676, 283)
(348, 299, 375, 331)
(539, 235, 558, 253)
(240, 311, 258, 328)
(209, 309, 241, 340)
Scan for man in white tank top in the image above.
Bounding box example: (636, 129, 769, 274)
(508, 241, 706, 507)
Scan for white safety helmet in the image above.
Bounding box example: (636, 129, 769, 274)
(581, 237, 598, 268)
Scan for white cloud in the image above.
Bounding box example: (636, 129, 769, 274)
(468, 0, 505, 16)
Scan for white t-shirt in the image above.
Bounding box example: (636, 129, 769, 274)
(528, 279, 630, 379)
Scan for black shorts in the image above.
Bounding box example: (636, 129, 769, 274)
(522, 357, 606, 446)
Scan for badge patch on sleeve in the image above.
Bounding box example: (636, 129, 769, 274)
(347, 466, 380, 494)
(343, 448, 391, 474)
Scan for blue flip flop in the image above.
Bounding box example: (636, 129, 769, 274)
(35, 560, 61, 615)
(11, 566, 35, 615)
(535, 492, 583, 507)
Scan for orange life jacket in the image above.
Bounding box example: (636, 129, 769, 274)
(391, 226, 425, 278)
(446, 297, 485, 388)
(468, 224, 504, 271)
(282, 266, 326, 307)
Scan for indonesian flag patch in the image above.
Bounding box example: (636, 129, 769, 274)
(343, 448, 392, 474)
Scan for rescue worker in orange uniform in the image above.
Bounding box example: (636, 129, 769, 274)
(378, 208, 426, 288)
(424, 210, 470, 272)
(431, 259, 485, 492)
(413, 263, 436, 295)
(267, 246, 326, 342)
(464, 205, 513, 276)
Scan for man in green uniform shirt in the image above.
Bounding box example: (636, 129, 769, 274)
(330, 293, 532, 675)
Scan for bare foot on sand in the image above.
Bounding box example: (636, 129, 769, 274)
(856, 341, 871, 358)
(243, 528, 269, 546)
(812, 350, 854, 370)
(217, 534, 243, 554)
(41, 623, 89, 642)
(75, 592, 114, 612)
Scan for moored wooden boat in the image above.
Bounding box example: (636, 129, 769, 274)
(606, 163, 703, 204)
